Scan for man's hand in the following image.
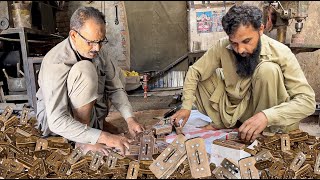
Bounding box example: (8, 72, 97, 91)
(75, 142, 111, 156)
(97, 131, 133, 155)
(126, 117, 144, 138)
(238, 112, 268, 142)
(170, 109, 191, 127)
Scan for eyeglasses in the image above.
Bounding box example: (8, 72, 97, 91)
(73, 29, 108, 47)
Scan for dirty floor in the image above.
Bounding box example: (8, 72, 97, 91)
(106, 92, 320, 137)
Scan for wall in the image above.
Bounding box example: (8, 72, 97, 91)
(55, 1, 131, 70)
(124, 1, 188, 72)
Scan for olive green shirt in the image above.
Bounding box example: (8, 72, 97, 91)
(182, 34, 316, 128)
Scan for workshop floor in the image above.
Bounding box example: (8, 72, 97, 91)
(106, 91, 320, 137)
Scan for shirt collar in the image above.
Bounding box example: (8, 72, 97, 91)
(225, 34, 272, 56)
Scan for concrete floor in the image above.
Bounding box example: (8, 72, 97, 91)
(107, 91, 320, 137)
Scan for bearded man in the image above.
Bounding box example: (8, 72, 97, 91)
(171, 4, 315, 142)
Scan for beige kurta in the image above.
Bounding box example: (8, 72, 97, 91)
(182, 34, 316, 133)
(36, 37, 134, 144)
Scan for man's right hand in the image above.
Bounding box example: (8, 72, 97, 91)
(97, 131, 132, 155)
(170, 109, 191, 128)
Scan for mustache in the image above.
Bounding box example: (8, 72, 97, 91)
(233, 40, 261, 78)
(89, 51, 98, 55)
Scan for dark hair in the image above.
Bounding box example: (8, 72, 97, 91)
(70, 7, 106, 31)
(222, 5, 262, 35)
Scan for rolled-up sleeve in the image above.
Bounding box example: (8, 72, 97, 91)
(41, 63, 101, 144)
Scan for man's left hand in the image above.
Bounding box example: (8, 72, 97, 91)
(238, 112, 268, 142)
(126, 117, 144, 138)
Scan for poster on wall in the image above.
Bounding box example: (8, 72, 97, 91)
(196, 11, 213, 33)
(212, 10, 226, 32)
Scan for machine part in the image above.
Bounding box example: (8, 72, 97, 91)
(20, 108, 29, 125)
(0, 17, 9, 30)
(138, 134, 155, 161)
(213, 166, 238, 179)
(149, 134, 187, 179)
(212, 139, 245, 150)
(35, 138, 49, 151)
(0, 106, 13, 122)
(280, 134, 290, 151)
(126, 161, 140, 179)
(185, 138, 211, 178)
(238, 157, 259, 179)
(269, 160, 285, 177)
(67, 147, 84, 164)
(290, 151, 306, 172)
(89, 151, 103, 171)
(220, 158, 240, 176)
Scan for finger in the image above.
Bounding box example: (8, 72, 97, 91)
(238, 120, 250, 132)
(251, 132, 260, 142)
(118, 146, 125, 156)
(181, 116, 189, 127)
(123, 141, 130, 150)
(245, 127, 256, 142)
(170, 112, 179, 121)
(136, 125, 144, 133)
(130, 130, 137, 138)
(239, 124, 251, 140)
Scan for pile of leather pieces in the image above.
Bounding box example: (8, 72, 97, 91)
(1, 106, 320, 179)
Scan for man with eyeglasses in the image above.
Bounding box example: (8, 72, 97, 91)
(36, 7, 144, 155)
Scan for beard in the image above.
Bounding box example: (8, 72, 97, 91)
(233, 38, 261, 78)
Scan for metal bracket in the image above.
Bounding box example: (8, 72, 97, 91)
(238, 157, 259, 179)
(269, 160, 285, 177)
(89, 151, 103, 171)
(2, 158, 24, 173)
(254, 149, 274, 161)
(289, 132, 308, 143)
(34, 149, 51, 159)
(35, 138, 48, 151)
(213, 166, 238, 179)
(28, 158, 48, 178)
(280, 134, 290, 151)
(152, 124, 173, 136)
(290, 151, 306, 172)
(16, 135, 37, 148)
(67, 147, 84, 164)
(126, 161, 140, 179)
(220, 158, 240, 176)
(212, 139, 245, 150)
(57, 160, 71, 176)
(139, 134, 155, 161)
(20, 108, 29, 125)
(106, 151, 123, 169)
(315, 151, 320, 175)
(70, 159, 88, 173)
(46, 150, 63, 168)
(0, 106, 13, 122)
(149, 134, 187, 179)
(295, 164, 313, 179)
(254, 159, 273, 170)
(185, 137, 211, 178)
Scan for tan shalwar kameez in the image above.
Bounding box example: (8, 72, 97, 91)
(36, 37, 133, 144)
(181, 34, 316, 133)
